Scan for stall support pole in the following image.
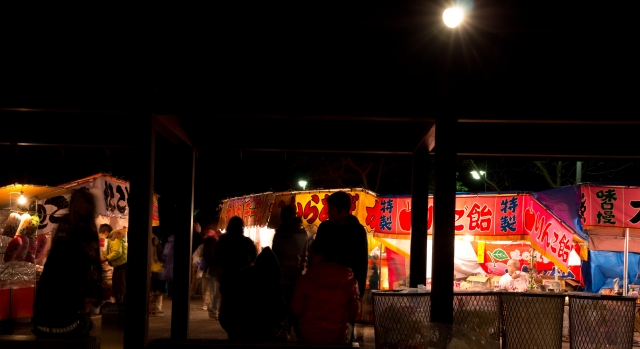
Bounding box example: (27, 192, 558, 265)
(430, 117, 457, 325)
(124, 116, 154, 349)
(624, 227, 629, 296)
(409, 141, 429, 288)
(169, 146, 196, 339)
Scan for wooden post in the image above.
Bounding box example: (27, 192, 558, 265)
(429, 117, 457, 325)
(409, 142, 429, 288)
(169, 146, 196, 339)
(124, 115, 154, 348)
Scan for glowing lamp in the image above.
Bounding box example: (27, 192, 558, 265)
(443, 7, 464, 28)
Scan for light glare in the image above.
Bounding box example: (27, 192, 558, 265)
(470, 171, 486, 179)
(443, 7, 464, 28)
(18, 192, 26, 205)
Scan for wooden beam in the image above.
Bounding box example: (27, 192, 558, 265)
(154, 115, 193, 147)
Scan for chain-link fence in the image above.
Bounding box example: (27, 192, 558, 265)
(371, 291, 431, 349)
(501, 292, 565, 349)
(569, 293, 636, 349)
(453, 291, 502, 348)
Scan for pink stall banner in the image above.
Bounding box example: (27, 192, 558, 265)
(581, 185, 640, 231)
(522, 195, 574, 272)
(370, 194, 525, 237)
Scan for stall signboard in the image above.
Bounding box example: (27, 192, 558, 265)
(470, 241, 556, 276)
(369, 194, 525, 237)
(265, 189, 377, 232)
(368, 194, 574, 271)
(522, 195, 574, 272)
(296, 190, 377, 231)
(267, 193, 296, 229)
(37, 175, 131, 235)
(580, 185, 640, 231)
(219, 192, 275, 229)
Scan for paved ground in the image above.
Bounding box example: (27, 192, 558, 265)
(6, 296, 577, 348)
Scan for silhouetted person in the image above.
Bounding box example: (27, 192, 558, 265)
(32, 188, 102, 338)
(271, 204, 307, 336)
(190, 221, 204, 298)
(219, 247, 287, 342)
(311, 191, 368, 299)
(310, 191, 368, 341)
(149, 232, 165, 315)
(215, 216, 257, 287)
(193, 227, 222, 319)
(292, 245, 359, 344)
(160, 234, 175, 297)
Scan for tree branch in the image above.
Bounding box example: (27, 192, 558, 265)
(534, 161, 557, 188)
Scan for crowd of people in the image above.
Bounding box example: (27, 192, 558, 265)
(31, 189, 369, 345)
(213, 190, 368, 344)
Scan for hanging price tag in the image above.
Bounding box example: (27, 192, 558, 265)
(477, 241, 485, 263)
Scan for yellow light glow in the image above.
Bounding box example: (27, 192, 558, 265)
(18, 192, 26, 205)
(443, 7, 464, 28)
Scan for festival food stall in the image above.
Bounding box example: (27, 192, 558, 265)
(218, 188, 381, 321)
(367, 192, 585, 292)
(367, 192, 587, 349)
(217, 188, 589, 328)
(37, 173, 133, 302)
(0, 184, 73, 323)
(575, 184, 640, 294)
(37, 173, 160, 302)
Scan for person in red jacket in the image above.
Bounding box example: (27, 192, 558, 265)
(291, 246, 360, 344)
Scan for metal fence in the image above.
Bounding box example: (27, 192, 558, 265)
(372, 290, 637, 349)
(501, 292, 565, 349)
(453, 291, 502, 347)
(568, 293, 636, 349)
(371, 291, 431, 349)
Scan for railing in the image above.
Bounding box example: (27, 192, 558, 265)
(372, 290, 636, 349)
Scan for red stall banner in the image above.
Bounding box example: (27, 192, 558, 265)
(471, 241, 556, 276)
(581, 185, 640, 231)
(369, 194, 526, 237)
(219, 193, 276, 228)
(368, 194, 576, 272)
(470, 240, 581, 280)
(522, 195, 574, 272)
(267, 189, 378, 232)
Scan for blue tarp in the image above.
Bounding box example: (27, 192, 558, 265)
(587, 250, 640, 293)
(533, 185, 585, 241)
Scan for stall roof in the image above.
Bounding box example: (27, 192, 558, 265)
(56, 172, 129, 189)
(0, 184, 73, 209)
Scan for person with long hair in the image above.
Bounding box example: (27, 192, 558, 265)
(32, 188, 102, 338)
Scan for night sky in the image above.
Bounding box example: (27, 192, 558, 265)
(1, 1, 636, 225)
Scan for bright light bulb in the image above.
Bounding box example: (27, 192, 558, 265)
(18, 193, 26, 205)
(298, 180, 307, 190)
(471, 171, 486, 179)
(443, 7, 464, 28)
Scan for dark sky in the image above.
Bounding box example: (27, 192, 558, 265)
(1, 1, 636, 223)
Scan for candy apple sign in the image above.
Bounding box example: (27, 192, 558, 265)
(398, 200, 411, 232)
(522, 196, 573, 272)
